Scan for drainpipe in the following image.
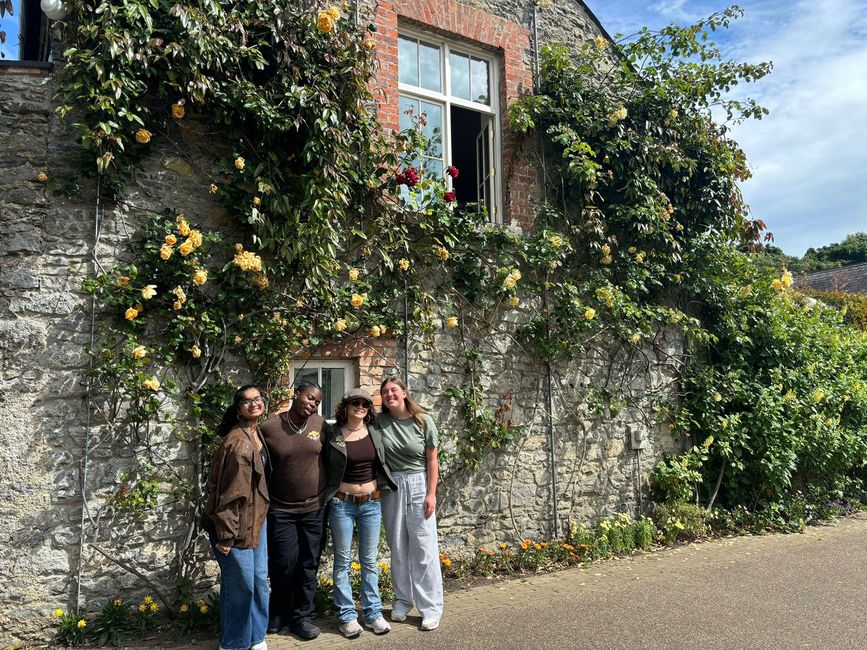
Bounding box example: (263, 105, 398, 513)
(75, 173, 102, 613)
(403, 288, 410, 387)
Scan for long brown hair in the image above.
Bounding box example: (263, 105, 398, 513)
(379, 376, 426, 431)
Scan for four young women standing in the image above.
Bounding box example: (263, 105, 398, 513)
(204, 377, 444, 646)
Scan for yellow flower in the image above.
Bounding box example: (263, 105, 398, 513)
(77, 619, 87, 629)
(379, 324, 388, 335)
(781, 269, 794, 288)
(771, 278, 783, 290)
(369, 325, 381, 337)
(351, 561, 361, 571)
(234, 156, 245, 171)
(674, 520, 685, 530)
(507, 296, 520, 307)
(233, 250, 263, 272)
(608, 106, 628, 127)
(548, 235, 564, 248)
(172, 286, 187, 303)
(143, 376, 160, 391)
(138, 604, 147, 612)
(635, 252, 645, 264)
(132, 345, 147, 359)
(199, 604, 208, 614)
(364, 38, 377, 50)
(601, 244, 611, 256)
(165, 234, 177, 246)
(351, 293, 364, 308)
(176, 216, 191, 236)
(668, 109, 678, 121)
(117, 275, 130, 286)
(812, 388, 825, 403)
(179, 240, 195, 256)
(150, 603, 159, 613)
(193, 269, 208, 286)
(171, 102, 185, 119)
(53, 609, 64, 617)
(188, 230, 203, 247)
(703, 436, 714, 449)
(173, 300, 183, 310)
(327, 5, 340, 20)
(594, 35, 607, 50)
(348, 267, 360, 282)
(584, 308, 596, 320)
(334, 318, 347, 333)
(441, 556, 452, 567)
(398, 258, 410, 271)
(190, 345, 202, 358)
(629, 333, 641, 344)
(38, 170, 48, 183)
(135, 129, 151, 144)
(160, 244, 173, 260)
(362, 245, 372, 257)
(600, 255, 612, 265)
(233, 335, 242, 345)
(235, 243, 244, 253)
(124, 307, 139, 321)
(252, 273, 269, 289)
(316, 10, 334, 32)
(434, 245, 450, 262)
(379, 562, 390, 573)
(209, 183, 218, 194)
(252, 196, 261, 206)
(446, 316, 459, 329)
(141, 284, 157, 300)
(179, 604, 189, 613)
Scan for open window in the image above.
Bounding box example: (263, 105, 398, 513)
(398, 31, 501, 223)
(1, 0, 51, 64)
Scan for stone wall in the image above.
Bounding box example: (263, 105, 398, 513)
(0, 1, 682, 643)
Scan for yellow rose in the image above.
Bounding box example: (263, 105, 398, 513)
(160, 244, 173, 260)
(594, 36, 607, 50)
(781, 270, 794, 288)
(316, 11, 334, 32)
(141, 284, 157, 300)
(234, 156, 245, 171)
(132, 345, 147, 359)
(252, 273, 269, 289)
(351, 293, 364, 308)
(135, 129, 151, 144)
(143, 376, 160, 391)
(38, 171, 48, 183)
(191, 269, 207, 286)
(188, 230, 203, 248)
(379, 324, 388, 335)
(434, 245, 450, 262)
(190, 345, 202, 358)
(176, 216, 191, 236)
(446, 316, 459, 328)
(508, 296, 520, 307)
(172, 286, 187, 303)
(334, 318, 347, 333)
(252, 196, 261, 206)
(179, 240, 195, 256)
(584, 308, 596, 320)
(348, 267, 360, 282)
(124, 307, 139, 321)
(601, 244, 611, 256)
(713, 392, 722, 402)
(117, 276, 130, 286)
(171, 102, 185, 119)
(369, 325, 381, 337)
(165, 234, 177, 245)
(327, 5, 340, 20)
(173, 300, 183, 310)
(364, 38, 376, 50)
(397, 258, 410, 271)
(209, 183, 218, 194)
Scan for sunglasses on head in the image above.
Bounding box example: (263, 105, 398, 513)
(348, 399, 371, 409)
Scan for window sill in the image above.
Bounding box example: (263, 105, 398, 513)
(0, 60, 54, 75)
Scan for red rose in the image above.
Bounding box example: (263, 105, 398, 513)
(396, 173, 406, 185)
(446, 165, 459, 179)
(444, 191, 456, 202)
(404, 167, 419, 187)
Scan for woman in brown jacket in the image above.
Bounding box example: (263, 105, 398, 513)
(202, 385, 270, 650)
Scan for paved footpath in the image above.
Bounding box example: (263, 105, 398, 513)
(143, 513, 867, 649)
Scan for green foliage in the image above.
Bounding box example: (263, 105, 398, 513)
(806, 290, 867, 331)
(801, 232, 867, 271)
(90, 599, 138, 647)
(442, 386, 523, 471)
(53, 610, 88, 646)
(653, 502, 709, 545)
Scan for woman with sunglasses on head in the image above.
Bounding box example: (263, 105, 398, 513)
(378, 376, 443, 631)
(202, 385, 270, 650)
(258, 382, 327, 641)
(324, 388, 397, 638)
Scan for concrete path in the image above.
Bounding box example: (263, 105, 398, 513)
(148, 513, 867, 649)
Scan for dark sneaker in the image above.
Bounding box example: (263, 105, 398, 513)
(267, 615, 285, 634)
(290, 620, 321, 641)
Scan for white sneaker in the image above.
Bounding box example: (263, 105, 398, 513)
(421, 618, 440, 631)
(250, 643, 268, 650)
(391, 604, 411, 622)
(339, 619, 363, 638)
(368, 617, 391, 634)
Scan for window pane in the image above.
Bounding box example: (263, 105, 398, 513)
(321, 368, 346, 420)
(398, 36, 418, 86)
(420, 101, 443, 159)
(471, 58, 490, 105)
(418, 41, 441, 92)
(450, 52, 470, 100)
(399, 95, 419, 132)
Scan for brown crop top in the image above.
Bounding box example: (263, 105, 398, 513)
(344, 434, 377, 484)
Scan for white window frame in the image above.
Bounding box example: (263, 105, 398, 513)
(290, 359, 356, 422)
(397, 28, 503, 224)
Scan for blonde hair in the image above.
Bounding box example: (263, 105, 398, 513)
(379, 376, 426, 431)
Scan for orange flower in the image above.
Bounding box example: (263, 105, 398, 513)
(171, 102, 185, 119)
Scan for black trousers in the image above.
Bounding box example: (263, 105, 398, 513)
(267, 506, 327, 624)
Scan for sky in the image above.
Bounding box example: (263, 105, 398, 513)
(583, 0, 867, 256)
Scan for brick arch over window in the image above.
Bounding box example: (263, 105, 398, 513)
(371, 0, 537, 229)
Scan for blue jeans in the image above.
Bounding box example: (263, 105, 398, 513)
(329, 496, 383, 624)
(210, 524, 269, 650)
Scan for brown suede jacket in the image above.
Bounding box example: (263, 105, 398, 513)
(201, 424, 269, 549)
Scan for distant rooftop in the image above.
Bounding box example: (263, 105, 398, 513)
(796, 261, 867, 294)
